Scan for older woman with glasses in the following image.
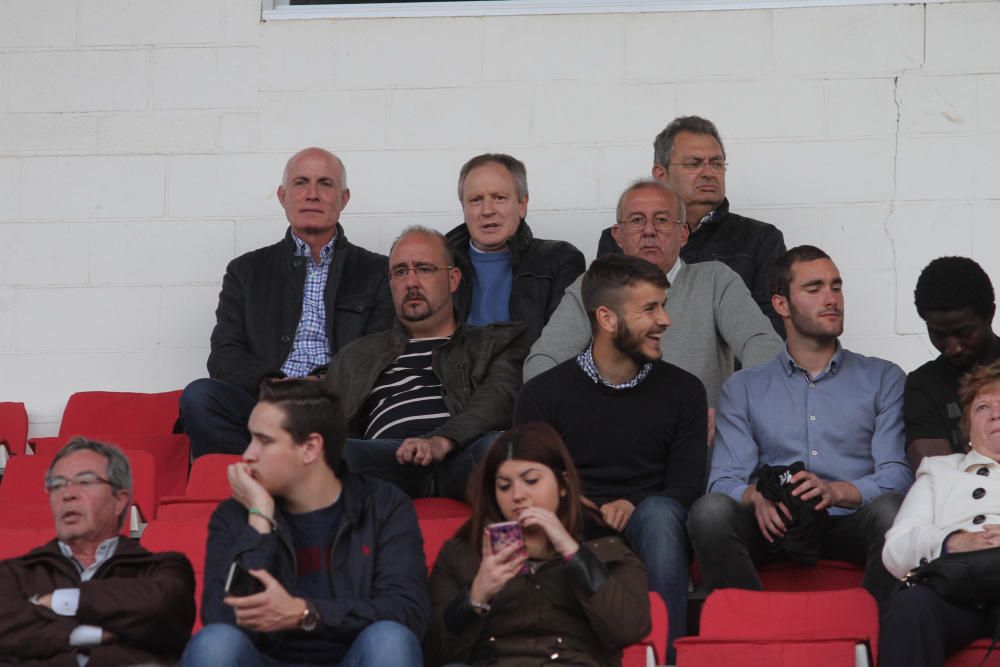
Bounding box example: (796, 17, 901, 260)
(881, 360, 1000, 665)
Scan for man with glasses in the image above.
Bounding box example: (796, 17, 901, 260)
(446, 153, 585, 344)
(0, 438, 195, 664)
(598, 115, 786, 334)
(323, 226, 528, 499)
(180, 147, 394, 459)
(526, 180, 781, 434)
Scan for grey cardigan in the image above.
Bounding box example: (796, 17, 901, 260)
(523, 259, 782, 407)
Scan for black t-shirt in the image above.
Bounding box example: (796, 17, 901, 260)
(903, 354, 966, 453)
(514, 359, 708, 508)
(275, 500, 345, 663)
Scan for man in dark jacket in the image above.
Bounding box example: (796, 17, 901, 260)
(325, 226, 529, 500)
(182, 379, 427, 667)
(597, 116, 786, 335)
(447, 153, 585, 345)
(180, 147, 394, 458)
(0, 437, 196, 666)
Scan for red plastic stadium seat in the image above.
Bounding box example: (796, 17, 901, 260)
(622, 593, 668, 667)
(758, 559, 865, 591)
(157, 454, 240, 519)
(0, 528, 53, 559)
(55, 390, 183, 437)
(675, 588, 879, 666)
(418, 516, 467, 574)
(947, 639, 1000, 666)
(0, 402, 29, 456)
(413, 498, 473, 521)
(141, 517, 209, 631)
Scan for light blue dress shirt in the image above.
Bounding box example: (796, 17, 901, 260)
(708, 344, 913, 515)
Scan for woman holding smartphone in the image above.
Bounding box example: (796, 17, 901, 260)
(427, 422, 651, 667)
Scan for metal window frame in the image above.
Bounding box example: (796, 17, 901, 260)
(262, 0, 935, 20)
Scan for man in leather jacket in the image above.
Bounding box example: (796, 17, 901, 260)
(180, 148, 393, 458)
(446, 153, 585, 345)
(324, 226, 528, 500)
(0, 438, 195, 666)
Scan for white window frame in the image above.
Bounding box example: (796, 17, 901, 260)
(262, 0, 936, 21)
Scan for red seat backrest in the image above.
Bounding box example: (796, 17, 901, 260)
(141, 517, 209, 632)
(698, 588, 880, 663)
(0, 528, 53, 560)
(58, 390, 182, 437)
(0, 455, 55, 504)
(0, 402, 29, 455)
(413, 498, 473, 521)
(184, 454, 241, 500)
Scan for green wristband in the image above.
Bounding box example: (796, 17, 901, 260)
(248, 507, 278, 531)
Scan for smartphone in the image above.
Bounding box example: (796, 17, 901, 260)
(487, 520, 529, 571)
(225, 561, 265, 597)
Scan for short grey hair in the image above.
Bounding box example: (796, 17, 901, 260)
(48, 437, 133, 528)
(653, 115, 726, 168)
(615, 179, 687, 226)
(457, 153, 528, 202)
(389, 225, 455, 266)
(282, 147, 348, 189)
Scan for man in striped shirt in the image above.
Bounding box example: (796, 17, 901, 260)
(324, 227, 529, 500)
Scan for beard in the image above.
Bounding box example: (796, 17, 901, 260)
(788, 301, 843, 341)
(398, 288, 437, 323)
(612, 319, 662, 366)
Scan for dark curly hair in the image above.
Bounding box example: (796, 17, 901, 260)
(914, 256, 994, 320)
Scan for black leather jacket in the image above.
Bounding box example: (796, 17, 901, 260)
(597, 199, 786, 335)
(207, 225, 394, 393)
(447, 220, 585, 345)
(325, 321, 529, 448)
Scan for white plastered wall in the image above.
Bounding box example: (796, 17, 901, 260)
(1, 0, 998, 435)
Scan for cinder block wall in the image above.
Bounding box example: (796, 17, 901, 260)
(2, 0, 998, 435)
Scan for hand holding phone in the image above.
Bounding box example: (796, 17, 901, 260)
(225, 561, 265, 597)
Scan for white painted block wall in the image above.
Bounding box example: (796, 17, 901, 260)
(1, 0, 999, 435)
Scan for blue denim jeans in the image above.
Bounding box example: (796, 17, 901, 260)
(343, 432, 499, 500)
(180, 378, 257, 458)
(180, 620, 422, 667)
(622, 495, 690, 665)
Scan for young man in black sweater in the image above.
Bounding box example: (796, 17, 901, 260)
(515, 253, 708, 663)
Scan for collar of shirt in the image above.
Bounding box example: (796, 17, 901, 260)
(58, 537, 119, 581)
(291, 231, 337, 265)
(666, 258, 683, 286)
(781, 342, 844, 382)
(575, 343, 652, 390)
(960, 448, 1000, 474)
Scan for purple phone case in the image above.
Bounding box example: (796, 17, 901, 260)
(487, 521, 529, 572)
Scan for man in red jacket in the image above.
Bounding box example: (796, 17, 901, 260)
(0, 438, 195, 665)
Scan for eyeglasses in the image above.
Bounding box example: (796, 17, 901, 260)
(388, 264, 453, 282)
(617, 215, 685, 233)
(44, 472, 114, 495)
(670, 159, 728, 173)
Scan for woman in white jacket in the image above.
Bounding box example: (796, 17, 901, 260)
(880, 360, 1000, 666)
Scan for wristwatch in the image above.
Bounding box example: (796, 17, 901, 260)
(300, 601, 320, 632)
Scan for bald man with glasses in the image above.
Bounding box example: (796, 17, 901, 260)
(323, 226, 529, 500)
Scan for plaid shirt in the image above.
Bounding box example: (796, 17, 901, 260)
(281, 233, 336, 377)
(575, 343, 652, 390)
